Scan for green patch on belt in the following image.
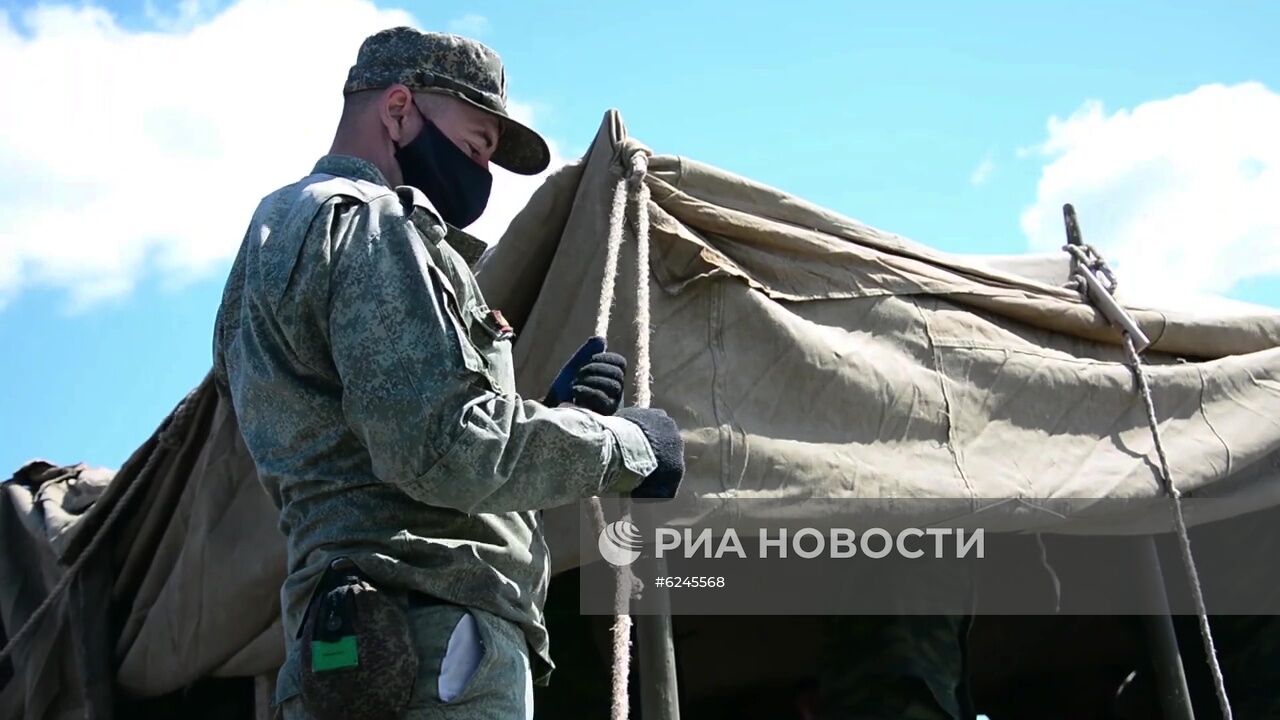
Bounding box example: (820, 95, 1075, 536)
(311, 636, 359, 672)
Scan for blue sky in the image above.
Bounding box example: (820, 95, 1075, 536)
(2, 0, 1278, 472)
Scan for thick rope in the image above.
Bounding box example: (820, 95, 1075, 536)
(1122, 335, 1233, 720)
(595, 172, 630, 338)
(587, 486, 634, 720)
(630, 154, 653, 409)
(585, 151, 652, 720)
(0, 382, 203, 667)
(1067, 243, 1233, 720)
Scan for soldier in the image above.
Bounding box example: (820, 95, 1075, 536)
(212, 26, 685, 720)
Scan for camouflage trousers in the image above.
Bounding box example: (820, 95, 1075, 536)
(815, 615, 973, 720)
(282, 596, 534, 720)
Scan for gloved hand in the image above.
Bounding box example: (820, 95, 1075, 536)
(615, 407, 685, 499)
(544, 336, 627, 416)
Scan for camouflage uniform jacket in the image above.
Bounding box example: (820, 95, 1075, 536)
(212, 154, 657, 705)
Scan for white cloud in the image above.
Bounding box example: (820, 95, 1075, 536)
(969, 153, 995, 186)
(0, 1, 564, 310)
(1020, 83, 1280, 312)
(446, 13, 490, 37)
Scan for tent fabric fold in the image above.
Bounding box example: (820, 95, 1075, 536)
(1, 377, 286, 719)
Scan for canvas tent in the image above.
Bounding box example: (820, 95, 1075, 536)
(3, 110, 1279, 719)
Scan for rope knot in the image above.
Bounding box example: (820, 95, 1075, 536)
(1063, 242, 1119, 297)
(627, 151, 650, 184)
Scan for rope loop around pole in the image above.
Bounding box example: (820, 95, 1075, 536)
(1061, 233, 1233, 720)
(1064, 242, 1119, 296)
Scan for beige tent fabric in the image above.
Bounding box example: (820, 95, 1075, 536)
(478, 110, 1280, 559)
(113, 385, 284, 695)
(0, 377, 285, 720)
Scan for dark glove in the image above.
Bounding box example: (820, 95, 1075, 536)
(570, 353, 626, 415)
(545, 337, 627, 416)
(615, 407, 685, 499)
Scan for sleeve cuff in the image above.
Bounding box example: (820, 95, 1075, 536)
(594, 413, 659, 490)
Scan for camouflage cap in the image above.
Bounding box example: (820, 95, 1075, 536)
(345, 26, 550, 175)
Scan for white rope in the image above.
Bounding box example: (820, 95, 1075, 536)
(630, 154, 653, 410)
(1067, 242, 1233, 720)
(589, 488, 635, 720)
(586, 151, 652, 720)
(595, 172, 630, 339)
(607, 524, 636, 720)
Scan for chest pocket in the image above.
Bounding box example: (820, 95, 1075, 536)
(422, 262, 504, 394)
(413, 211, 516, 398)
(463, 304, 517, 397)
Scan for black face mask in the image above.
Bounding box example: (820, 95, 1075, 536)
(394, 103, 493, 228)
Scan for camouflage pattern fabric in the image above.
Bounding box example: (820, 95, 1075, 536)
(212, 153, 657, 709)
(815, 615, 972, 720)
(344, 27, 549, 175)
(283, 593, 535, 720)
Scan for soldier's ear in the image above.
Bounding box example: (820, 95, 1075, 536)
(381, 85, 416, 146)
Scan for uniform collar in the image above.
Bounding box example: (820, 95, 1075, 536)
(312, 154, 391, 187)
(443, 226, 489, 267)
(312, 154, 488, 267)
